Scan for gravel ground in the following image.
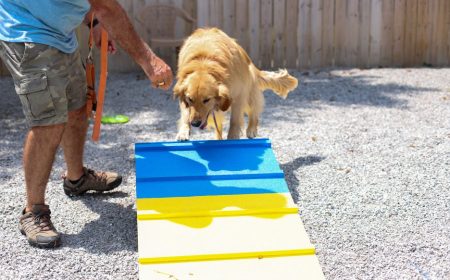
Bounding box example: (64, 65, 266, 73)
(0, 68, 449, 280)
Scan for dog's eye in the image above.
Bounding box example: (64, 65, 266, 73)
(203, 98, 210, 104)
(187, 97, 193, 103)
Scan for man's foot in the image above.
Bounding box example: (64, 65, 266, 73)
(63, 167, 122, 197)
(19, 204, 61, 249)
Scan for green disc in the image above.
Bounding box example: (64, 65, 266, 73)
(101, 114, 130, 124)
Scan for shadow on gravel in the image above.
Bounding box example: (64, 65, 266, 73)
(0, 77, 27, 181)
(1, 69, 438, 156)
(280, 155, 325, 203)
(61, 191, 137, 253)
(262, 69, 437, 123)
(1, 68, 437, 189)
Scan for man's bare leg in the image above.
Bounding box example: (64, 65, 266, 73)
(24, 124, 65, 212)
(60, 105, 88, 181)
(60, 105, 122, 196)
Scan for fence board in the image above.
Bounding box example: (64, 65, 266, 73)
(298, 0, 311, 69)
(415, 0, 428, 66)
(404, 0, 418, 67)
(183, 0, 197, 35)
(260, 0, 273, 68)
(423, 0, 434, 65)
(380, 0, 394, 66)
(392, 0, 406, 66)
(173, 0, 185, 39)
(359, 0, 371, 67)
(310, 0, 322, 68)
(321, 0, 334, 67)
(286, 0, 299, 68)
(334, 0, 346, 66)
(222, 0, 235, 35)
(133, 0, 147, 39)
(208, 0, 222, 28)
(369, 0, 382, 67)
(235, 0, 249, 51)
(346, 0, 360, 67)
(197, 0, 209, 27)
(436, 0, 448, 66)
(274, 0, 286, 67)
(248, 0, 261, 67)
(447, 0, 450, 65)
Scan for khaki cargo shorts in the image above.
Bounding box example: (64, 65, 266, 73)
(0, 41, 86, 127)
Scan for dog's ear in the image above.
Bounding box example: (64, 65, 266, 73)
(173, 81, 186, 100)
(173, 82, 189, 107)
(217, 84, 232, 111)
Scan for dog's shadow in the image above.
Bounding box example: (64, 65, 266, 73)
(60, 191, 137, 253)
(280, 155, 325, 203)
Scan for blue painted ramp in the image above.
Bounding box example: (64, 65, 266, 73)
(135, 138, 324, 279)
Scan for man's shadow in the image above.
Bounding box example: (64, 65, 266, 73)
(61, 191, 137, 253)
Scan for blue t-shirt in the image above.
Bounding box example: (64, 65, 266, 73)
(0, 0, 90, 53)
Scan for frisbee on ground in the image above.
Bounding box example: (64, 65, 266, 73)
(101, 114, 130, 124)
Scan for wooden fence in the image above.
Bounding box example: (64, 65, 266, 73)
(1, 0, 449, 75)
(196, 0, 450, 69)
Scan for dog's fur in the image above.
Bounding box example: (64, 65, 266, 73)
(174, 28, 298, 140)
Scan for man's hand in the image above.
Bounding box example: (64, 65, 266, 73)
(142, 53, 173, 90)
(92, 24, 116, 54)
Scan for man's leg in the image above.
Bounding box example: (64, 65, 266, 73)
(61, 109, 123, 195)
(60, 47, 122, 197)
(0, 41, 72, 248)
(24, 124, 65, 211)
(21, 124, 64, 248)
(60, 105, 88, 181)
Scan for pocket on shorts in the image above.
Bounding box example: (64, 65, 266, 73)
(17, 72, 56, 120)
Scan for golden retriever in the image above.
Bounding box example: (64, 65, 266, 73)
(174, 27, 298, 140)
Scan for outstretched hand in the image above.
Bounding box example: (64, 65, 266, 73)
(142, 54, 173, 90)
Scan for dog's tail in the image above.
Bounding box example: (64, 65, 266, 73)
(256, 69, 298, 99)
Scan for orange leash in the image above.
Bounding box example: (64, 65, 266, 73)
(85, 14, 96, 119)
(86, 14, 108, 142)
(92, 29, 108, 141)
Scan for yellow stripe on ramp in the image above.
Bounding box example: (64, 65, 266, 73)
(137, 207, 299, 220)
(139, 248, 315, 264)
(137, 192, 297, 212)
(139, 255, 325, 280)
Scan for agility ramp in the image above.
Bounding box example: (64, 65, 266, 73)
(135, 139, 324, 279)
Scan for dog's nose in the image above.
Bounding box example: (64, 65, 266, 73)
(191, 120, 202, 127)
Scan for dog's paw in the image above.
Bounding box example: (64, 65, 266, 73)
(227, 128, 241, 140)
(176, 130, 190, 141)
(246, 127, 258, 139)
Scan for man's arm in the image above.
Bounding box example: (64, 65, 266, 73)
(88, 0, 173, 90)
